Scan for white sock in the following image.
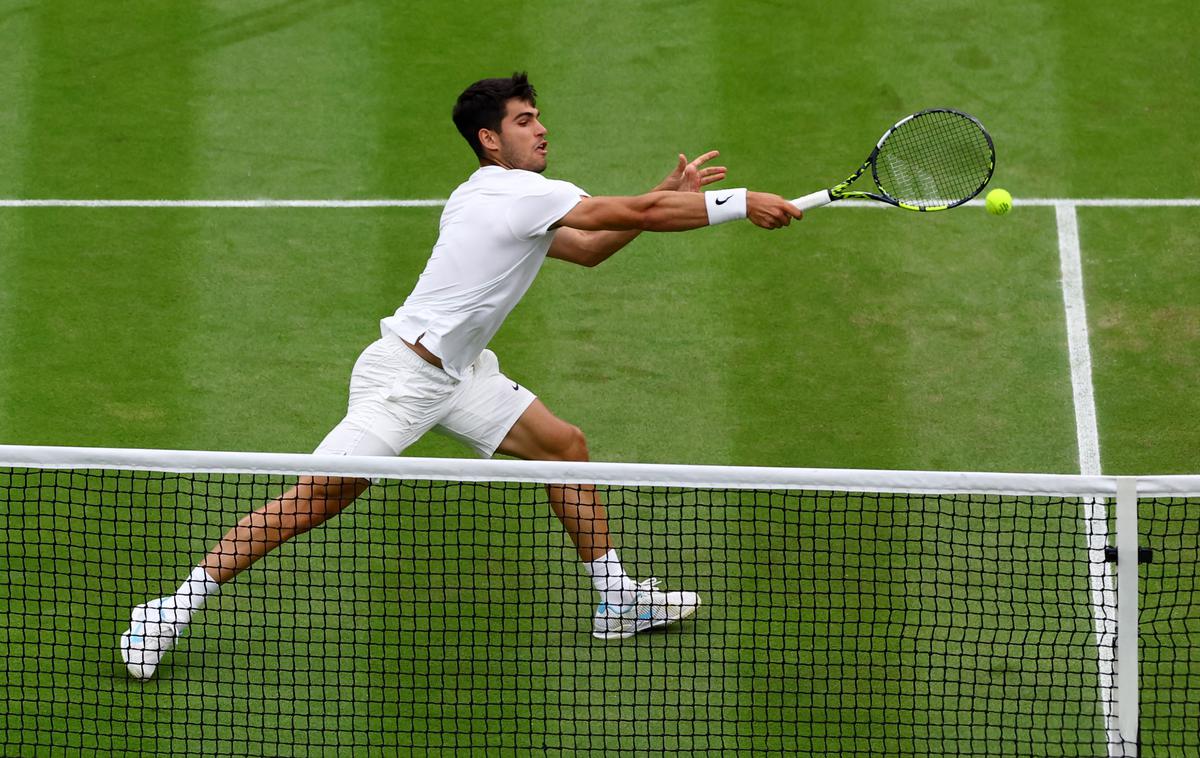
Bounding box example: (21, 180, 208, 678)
(172, 566, 220, 622)
(583, 549, 637, 608)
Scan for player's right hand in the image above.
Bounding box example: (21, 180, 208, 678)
(747, 192, 804, 229)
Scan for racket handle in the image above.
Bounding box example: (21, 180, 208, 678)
(791, 190, 832, 211)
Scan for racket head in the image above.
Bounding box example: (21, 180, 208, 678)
(869, 109, 995, 211)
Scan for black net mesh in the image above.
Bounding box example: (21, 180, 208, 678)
(1140, 497, 1200, 756)
(873, 110, 994, 209)
(1, 465, 1193, 755)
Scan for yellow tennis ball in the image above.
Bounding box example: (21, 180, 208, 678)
(986, 188, 1012, 216)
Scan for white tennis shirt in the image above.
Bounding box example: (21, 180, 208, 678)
(381, 166, 588, 380)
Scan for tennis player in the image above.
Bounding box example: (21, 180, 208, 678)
(121, 72, 803, 679)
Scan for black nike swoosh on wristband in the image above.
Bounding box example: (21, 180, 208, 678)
(715, 195, 732, 205)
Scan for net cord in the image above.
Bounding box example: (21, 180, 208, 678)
(2, 444, 1199, 497)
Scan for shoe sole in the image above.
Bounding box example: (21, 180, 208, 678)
(592, 598, 702, 641)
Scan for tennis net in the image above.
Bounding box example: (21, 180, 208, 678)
(1, 445, 1196, 757)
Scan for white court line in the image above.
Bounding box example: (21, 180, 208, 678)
(1057, 204, 1103, 476)
(1056, 204, 1124, 756)
(1017, 198, 1200, 207)
(0, 197, 1198, 208)
(0, 199, 446, 208)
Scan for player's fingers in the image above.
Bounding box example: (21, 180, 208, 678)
(689, 150, 720, 168)
(775, 205, 797, 227)
(783, 201, 804, 220)
(757, 212, 783, 230)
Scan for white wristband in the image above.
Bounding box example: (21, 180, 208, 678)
(704, 188, 748, 225)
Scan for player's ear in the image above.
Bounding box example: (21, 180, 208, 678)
(478, 127, 500, 152)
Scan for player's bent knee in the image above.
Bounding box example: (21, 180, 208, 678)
(560, 424, 589, 462)
(532, 421, 589, 462)
(501, 404, 592, 462)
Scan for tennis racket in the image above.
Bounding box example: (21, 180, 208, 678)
(792, 108, 994, 212)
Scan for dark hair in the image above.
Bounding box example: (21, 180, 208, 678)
(452, 72, 537, 159)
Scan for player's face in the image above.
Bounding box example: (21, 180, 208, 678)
(492, 99, 548, 173)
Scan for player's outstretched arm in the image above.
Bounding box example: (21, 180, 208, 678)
(557, 190, 802, 233)
(549, 150, 800, 267)
(549, 151, 726, 267)
(549, 191, 801, 266)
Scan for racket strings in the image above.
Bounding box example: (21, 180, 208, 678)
(874, 111, 993, 207)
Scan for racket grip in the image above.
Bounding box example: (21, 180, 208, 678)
(791, 190, 832, 211)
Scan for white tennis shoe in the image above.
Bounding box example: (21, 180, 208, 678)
(592, 578, 701, 640)
(120, 597, 188, 680)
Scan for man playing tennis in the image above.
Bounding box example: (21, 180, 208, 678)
(121, 72, 803, 679)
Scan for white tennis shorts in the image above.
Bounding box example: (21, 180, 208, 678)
(314, 334, 536, 458)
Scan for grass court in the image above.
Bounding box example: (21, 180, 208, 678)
(1, 0, 1197, 755)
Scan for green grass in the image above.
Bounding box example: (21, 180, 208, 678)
(1, 0, 1199, 755)
(1082, 209, 1200, 474)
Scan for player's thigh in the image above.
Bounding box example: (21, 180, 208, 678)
(494, 398, 588, 462)
(435, 349, 537, 458)
(315, 336, 457, 456)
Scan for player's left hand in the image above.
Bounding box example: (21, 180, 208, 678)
(655, 151, 727, 193)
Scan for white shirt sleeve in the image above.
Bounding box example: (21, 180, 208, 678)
(506, 178, 589, 239)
